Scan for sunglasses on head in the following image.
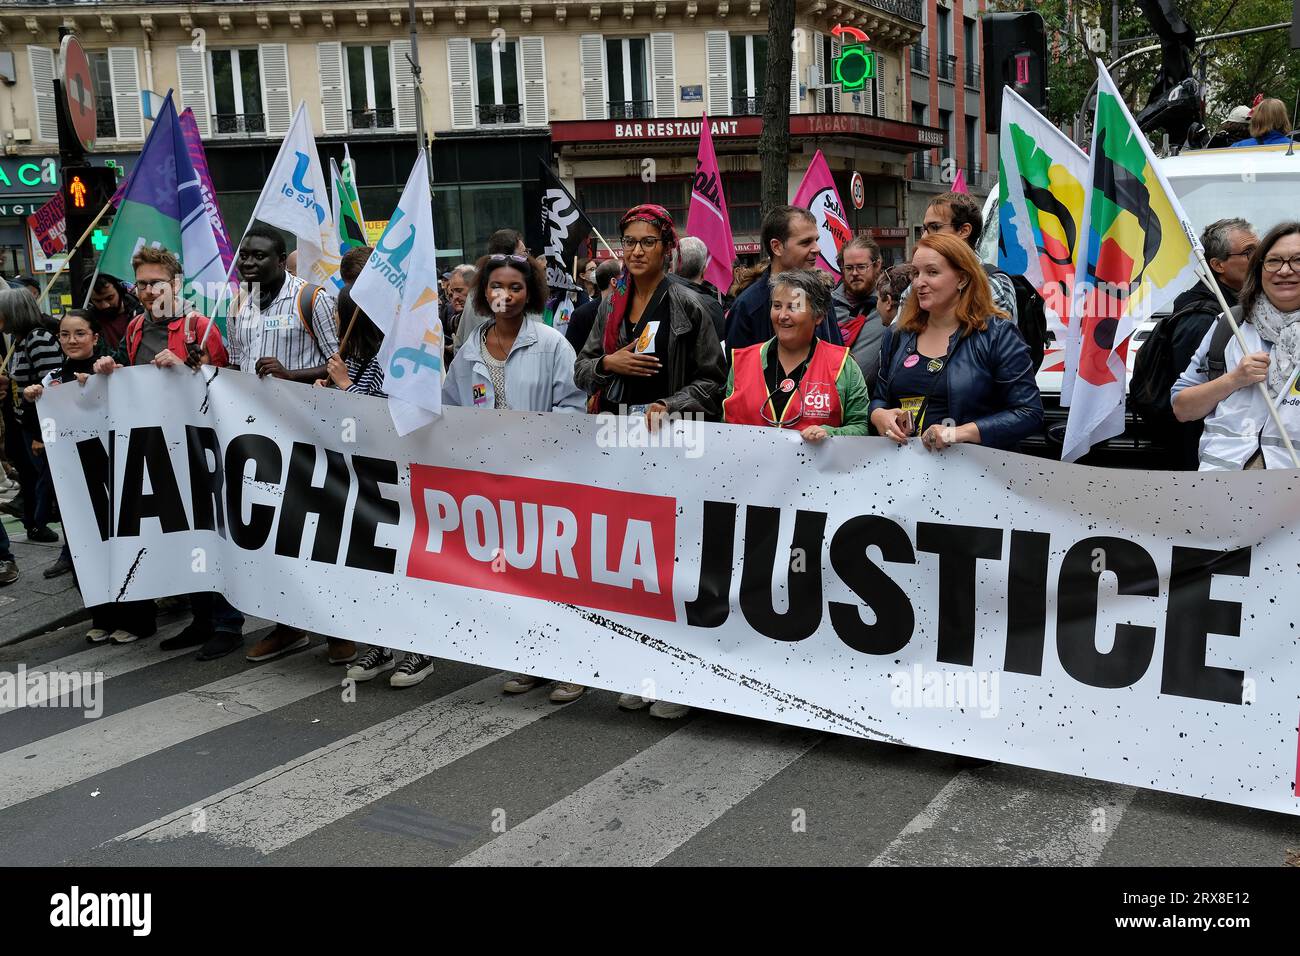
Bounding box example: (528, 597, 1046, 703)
(489, 254, 531, 266)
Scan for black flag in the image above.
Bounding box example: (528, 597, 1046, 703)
(538, 159, 595, 293)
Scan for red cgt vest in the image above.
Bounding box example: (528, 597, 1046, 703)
(724, 339, 849, 428)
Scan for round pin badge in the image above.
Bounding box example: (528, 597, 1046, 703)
(927, 358, 945, 373)
(779, 378, 796, 393)
(903, 354, 920, 368)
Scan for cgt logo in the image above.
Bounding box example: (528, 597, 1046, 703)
(408, 466, 676, 620)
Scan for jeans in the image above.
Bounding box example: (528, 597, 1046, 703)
(190, 592, 245, 634)
(2, 402, 48, 531)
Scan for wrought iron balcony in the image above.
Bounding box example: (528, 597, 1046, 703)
(910, 44, 928, 73)
(608, 99, 653, 119)
(477, 103, 522, 124)
(937, 53, 957, 83)
(965, 62, 981, 89)
(213, 112, 267, 135)
(730, 95, 765, 116)
(865, 0, 923, 23)
(350, 108, 395, 130)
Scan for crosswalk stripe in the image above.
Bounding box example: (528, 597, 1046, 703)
(869, 764, 1137, 866)
(113, 674, 560, 855)
(0, 654, 337, 812)
(455, 715, 822, 867)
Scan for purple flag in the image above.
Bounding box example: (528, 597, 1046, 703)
(179, 108, 235, 276)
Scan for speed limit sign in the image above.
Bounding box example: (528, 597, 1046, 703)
(850, 171, 865, 210)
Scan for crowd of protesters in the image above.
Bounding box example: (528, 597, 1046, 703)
(1, 172, 1298, 718)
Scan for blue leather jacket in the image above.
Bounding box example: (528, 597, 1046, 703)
(870, 319, 1044, 450)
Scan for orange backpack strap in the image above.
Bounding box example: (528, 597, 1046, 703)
(295, 282, 323, 348)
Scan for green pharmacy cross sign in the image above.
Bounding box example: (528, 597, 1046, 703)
(831, 24, 875, 91)
(91, 228, 110, 252)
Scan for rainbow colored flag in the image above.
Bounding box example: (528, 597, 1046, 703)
(997, 87, 1088, 381)
(1060, 62, 1200, 463)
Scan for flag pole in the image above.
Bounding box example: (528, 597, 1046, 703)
(1188, 246, 1300, 468)
(337, 303, 362, 355)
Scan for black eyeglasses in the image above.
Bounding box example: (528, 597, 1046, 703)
(489, 254, 531, 265)
(621, 236, 662, 251)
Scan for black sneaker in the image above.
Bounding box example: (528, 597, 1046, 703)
(26, 526, 58, 544)
(346, 646, 395, 681)
(42, 557, 73, 579)
(195, 631, 244, 661)
(159, 622, 214, 651)
(389, 653, 435, 688)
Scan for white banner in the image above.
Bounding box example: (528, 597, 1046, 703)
(40, 366, 1300, 815)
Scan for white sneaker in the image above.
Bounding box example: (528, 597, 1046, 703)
(389, 653, 435, 688)
(86, 628, 110, 644)
(109, 629, 139, 644)
(649, 701, 691, 720)
(618, 693, 653, 711)
(347, 646, 395, 681)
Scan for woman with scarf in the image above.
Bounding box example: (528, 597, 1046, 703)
(1172, 221, 1300, 469)
(574, 204, 726, 720)
(722, 269, 870, 440)
(574, 204, 727, 430)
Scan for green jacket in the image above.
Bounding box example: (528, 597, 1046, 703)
(723, 338, 871, 437)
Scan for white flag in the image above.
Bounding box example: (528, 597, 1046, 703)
(249, 102, 340, 288)
(350, 150, 443, 435)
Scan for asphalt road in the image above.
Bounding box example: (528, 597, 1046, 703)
(1, 614, 1298, 867)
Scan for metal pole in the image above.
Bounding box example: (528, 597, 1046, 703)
(1110, 0, 1119, 63)
(407, 0, 432, 184)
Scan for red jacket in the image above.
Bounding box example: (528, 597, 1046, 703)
(124, 311, 229, 368)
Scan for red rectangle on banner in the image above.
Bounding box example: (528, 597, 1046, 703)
(407, 465, 678, 621)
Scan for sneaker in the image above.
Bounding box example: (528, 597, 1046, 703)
(649, 701, 692, 720)
(109, 629, 140, 644)
(43, 557, 73, 579)
(246, 626, 310, 662)
(502, 674, 544, 694)
(327, 638, 357, 665)
(0, 559, 17, 586)
(85, 628, 110, 644)
(196, 630, 244, 661)
(159, 622, 213, 651)
(618, 693, 653, 711)
(390, 653, 435, 688)
(549, 682, 586, 704)
(346, 646, 395, 681)
(26, 526, 58, 544)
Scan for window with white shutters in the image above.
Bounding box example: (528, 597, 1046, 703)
(208, 48, 263, 135)
(790, 42, 800, 113)
(729, 35, 765, 115)
(649, 33, 676, 119)
(705, 31, 730, 116)
(875, 56, 886, 118)
(473, 39, 522, 126)
(27, 46, 58, 142)
(520, 36, 548, 127)
(345, 45, 395, 131)
(318, 42, 347, 134)
(88, 52, 116, 138)
(176, 45, 210, 137)
(390, 39, 417, 132)
(447, 37, 475, 129)
(606, 38, 649, 119)
(259, 43, 291, 137)
(107, 47, 143, 140)
(579, 33, 607, 120)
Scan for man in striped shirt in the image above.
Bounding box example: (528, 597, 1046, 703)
(228, 222, 338, 383)
(228, 223, 356, 667)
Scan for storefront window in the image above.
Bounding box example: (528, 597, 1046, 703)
(577, 178, 690, 241)
(725, 174, 761, 237)
(460, 182, 524, 262)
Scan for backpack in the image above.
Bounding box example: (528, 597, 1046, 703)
(983, 265, 1047, 372)
(1131, 303, 1236, 428)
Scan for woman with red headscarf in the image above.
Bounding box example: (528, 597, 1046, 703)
(574, 204, 727, 430)
(574, 205, 726, 720)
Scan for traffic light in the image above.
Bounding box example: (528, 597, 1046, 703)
(60, 165, 116, 242)
(983, 12, 1048, 132)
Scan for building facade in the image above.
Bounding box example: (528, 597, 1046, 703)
(0, 0, 941, 278)
(903, 0, 992, 244)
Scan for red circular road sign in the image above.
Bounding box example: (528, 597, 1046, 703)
(59, 35, 96, 152)
(850, 171, 865, 210)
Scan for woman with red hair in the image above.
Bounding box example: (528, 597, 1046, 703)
(869, 233, 1042, 452)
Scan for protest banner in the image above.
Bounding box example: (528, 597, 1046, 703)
(39, 366, 1300, 816)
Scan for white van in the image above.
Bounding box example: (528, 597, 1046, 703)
(977, 142, 1300, 460)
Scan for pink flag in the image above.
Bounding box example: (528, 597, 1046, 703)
(685, 114, 736, 293)
(178, 108, 236, 276)
(953, 167, 969, 194)
(790, 149, 850, 280)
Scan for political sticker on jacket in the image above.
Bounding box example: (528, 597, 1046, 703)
(635, 321, 661, 355)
